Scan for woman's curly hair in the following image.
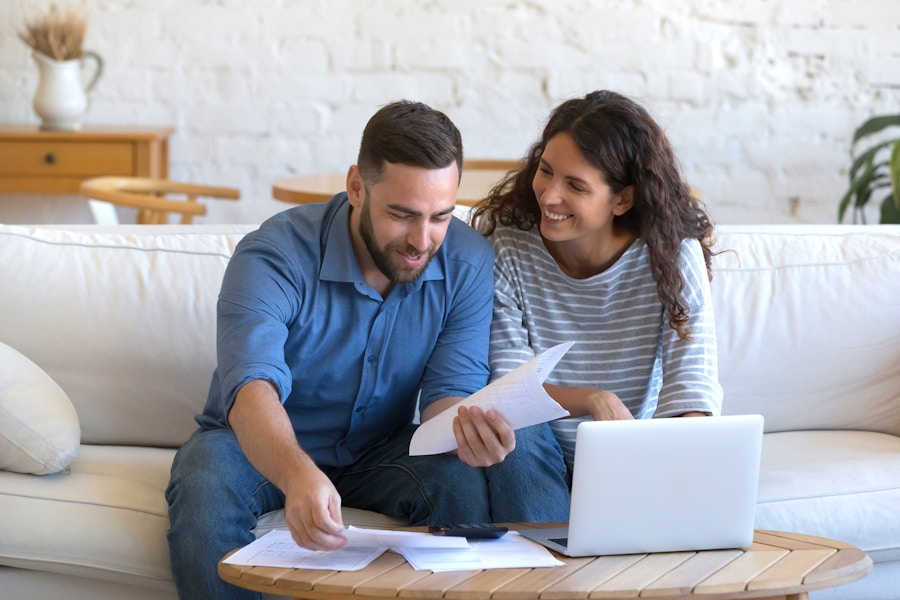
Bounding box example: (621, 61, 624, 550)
(471, 90, 716, 341)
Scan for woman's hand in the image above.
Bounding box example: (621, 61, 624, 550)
(586, 389, 634, 421)
(544, 383, 634, 421)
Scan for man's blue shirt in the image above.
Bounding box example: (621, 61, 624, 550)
(198, 193, 494, 467)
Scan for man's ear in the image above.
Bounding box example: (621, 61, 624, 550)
(613, 185, 635, 216)
(346, 165, 365, 208)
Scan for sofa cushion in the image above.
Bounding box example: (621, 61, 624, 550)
(0, 441, 401, 590)
(756, 429, 900, 563)
(0, 224, 256, 447)
(714, 225, 900, 436)
(0, 444, 176, 589)
(0, 341, 80, 475)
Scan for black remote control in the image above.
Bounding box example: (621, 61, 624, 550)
(428, 523, 508, 539)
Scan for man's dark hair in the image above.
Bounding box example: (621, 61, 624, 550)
(357, 100, 463, 186)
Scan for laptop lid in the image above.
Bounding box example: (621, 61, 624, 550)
(520, 414, 764, 557)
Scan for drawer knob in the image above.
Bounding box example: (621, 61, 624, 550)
(44, 152, 56, 164)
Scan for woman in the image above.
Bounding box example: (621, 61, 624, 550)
(471, 90, 724, 474)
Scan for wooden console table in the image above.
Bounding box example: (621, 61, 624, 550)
(219, 527, 872, 599)
(0, 126, 173, 195)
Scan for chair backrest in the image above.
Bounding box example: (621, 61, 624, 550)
(80, 176, 240, 224)
(463, 159, 521, 171)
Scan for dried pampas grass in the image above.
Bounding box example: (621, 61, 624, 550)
(18, 4, 88, 61)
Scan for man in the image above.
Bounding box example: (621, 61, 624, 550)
(166, 100, 570, 599)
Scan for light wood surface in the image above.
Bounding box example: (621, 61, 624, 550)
(0, 126, 173, 195)
(272, 160, 520, 208)
(80, 176, 239, 224)
(273, 163, 700, 208)
(218, 527, 872, 600)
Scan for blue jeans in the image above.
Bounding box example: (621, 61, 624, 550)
(166, 423, 568, 600)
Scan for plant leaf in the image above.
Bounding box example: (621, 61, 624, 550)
(849, 140, 893, 181)
(880, 192, 900, 224)
(841, 114, 900, 223)
(853, 114, 900, 146)
(891, 140, 900, 211)
(839, 160, 880, 222)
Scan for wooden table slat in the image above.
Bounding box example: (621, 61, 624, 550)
(541, 554, 647, 600)
(273, 568, 340, 592)
(640, 549, 743, 596)
(354, 560, 436, 597)
(444, 568, 531, 600)
(239, 565, 300, 587)
(747, 549, 836, 591)
(691, 551, 790, 595)
(589, 553, 696, 598)
(314, 553, 408, 595)
(491, 557, 595, 600)
(746, 540, 793, 552)
(802, 548, 873, 588)
(397, 570, 483, 599)
(752, 531, 835, 551)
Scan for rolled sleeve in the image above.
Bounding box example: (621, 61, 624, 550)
(204, 235, 303, 426)
(655, 239, 724, 418)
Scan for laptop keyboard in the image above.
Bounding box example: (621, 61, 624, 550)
(549, 537, 568, 547)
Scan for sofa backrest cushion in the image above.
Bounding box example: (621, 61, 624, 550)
(712, 225, 900, 436)
(2, 223, 898, 446)
(0, 224, 255, 447)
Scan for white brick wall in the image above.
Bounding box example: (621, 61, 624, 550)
(1, 0, 898, 225)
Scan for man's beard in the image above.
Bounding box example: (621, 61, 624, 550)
(359, 199, 436, 284)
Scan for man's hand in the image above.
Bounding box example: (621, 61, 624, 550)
(229, 379, 347, 551)
(282, 467, 347, 551)
(452, 405, 516, 467)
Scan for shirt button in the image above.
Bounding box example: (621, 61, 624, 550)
(367, 355, 375, 363)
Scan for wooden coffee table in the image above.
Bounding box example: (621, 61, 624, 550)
(218, 526, 871, 600)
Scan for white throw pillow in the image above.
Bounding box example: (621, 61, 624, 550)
(0, 341, 80, 475)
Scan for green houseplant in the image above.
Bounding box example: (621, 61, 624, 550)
(839, 114, 900, 224)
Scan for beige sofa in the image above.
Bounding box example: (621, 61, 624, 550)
(0, 222, 898, 599)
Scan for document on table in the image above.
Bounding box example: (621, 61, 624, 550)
(344, 526, 469, 549)
(222, 530, 384, 571)
(409, 341, 574, 455)
(222, 527, 470, 571)
(396, 532, 565, 572)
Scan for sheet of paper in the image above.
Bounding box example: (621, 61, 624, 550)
(395, 531, 565, 571)
(222, 529, 386, 571)
(222, 527, 470, 571)
(410, 341, 574, 455)
(345, 526, 469, 548)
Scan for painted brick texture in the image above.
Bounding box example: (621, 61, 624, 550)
(1, 0, 898, 225)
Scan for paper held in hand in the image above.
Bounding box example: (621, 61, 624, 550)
(409, 342, 574, 456)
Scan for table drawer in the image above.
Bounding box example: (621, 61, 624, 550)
(0, 141, 134, 177)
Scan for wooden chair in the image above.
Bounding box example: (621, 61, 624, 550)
(463, 159, 521, 171)
(79, 176, 240, 224)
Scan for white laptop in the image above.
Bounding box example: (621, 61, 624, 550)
(519, 414, 764, 557)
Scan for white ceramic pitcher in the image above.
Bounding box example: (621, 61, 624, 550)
(32, 50, 104, 131)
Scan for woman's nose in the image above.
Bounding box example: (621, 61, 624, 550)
(538, 179, 564, 204)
